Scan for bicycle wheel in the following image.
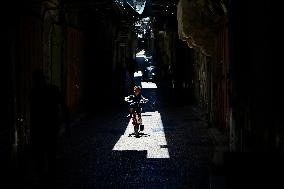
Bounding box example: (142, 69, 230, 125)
(140, 124, 144, 131)
(134, 123, 139, 133)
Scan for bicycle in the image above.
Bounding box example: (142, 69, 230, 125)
(125, 98, 148, 137)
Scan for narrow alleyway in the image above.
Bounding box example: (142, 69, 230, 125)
(3, 1, 283, 189)
(50, 72, 214, 188)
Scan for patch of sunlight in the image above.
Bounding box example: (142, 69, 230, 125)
(113, 111, 170, 159)
(134, 71, 143, 77)
(136, 49, 145, 57)
(141, 82, 157, 89)
(135, 0, 146, 15)
(126, 0, 146, 15)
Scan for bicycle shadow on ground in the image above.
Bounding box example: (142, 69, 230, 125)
(128, 132, 150, 138)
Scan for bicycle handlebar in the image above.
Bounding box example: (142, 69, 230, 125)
(125, 99, 149, 104)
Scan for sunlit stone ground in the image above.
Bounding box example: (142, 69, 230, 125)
(113, 111, 170, 159)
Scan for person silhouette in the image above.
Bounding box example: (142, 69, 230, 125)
(30, 69, 70, 186)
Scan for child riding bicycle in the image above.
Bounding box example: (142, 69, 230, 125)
(124, 86, 148, 132)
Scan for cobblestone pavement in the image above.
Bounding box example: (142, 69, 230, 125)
(53, 78, 215, 189)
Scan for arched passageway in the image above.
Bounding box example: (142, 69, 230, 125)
(1, 0, 282, 188)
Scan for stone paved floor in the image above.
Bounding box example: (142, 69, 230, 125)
(53, 78, 215, 189)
